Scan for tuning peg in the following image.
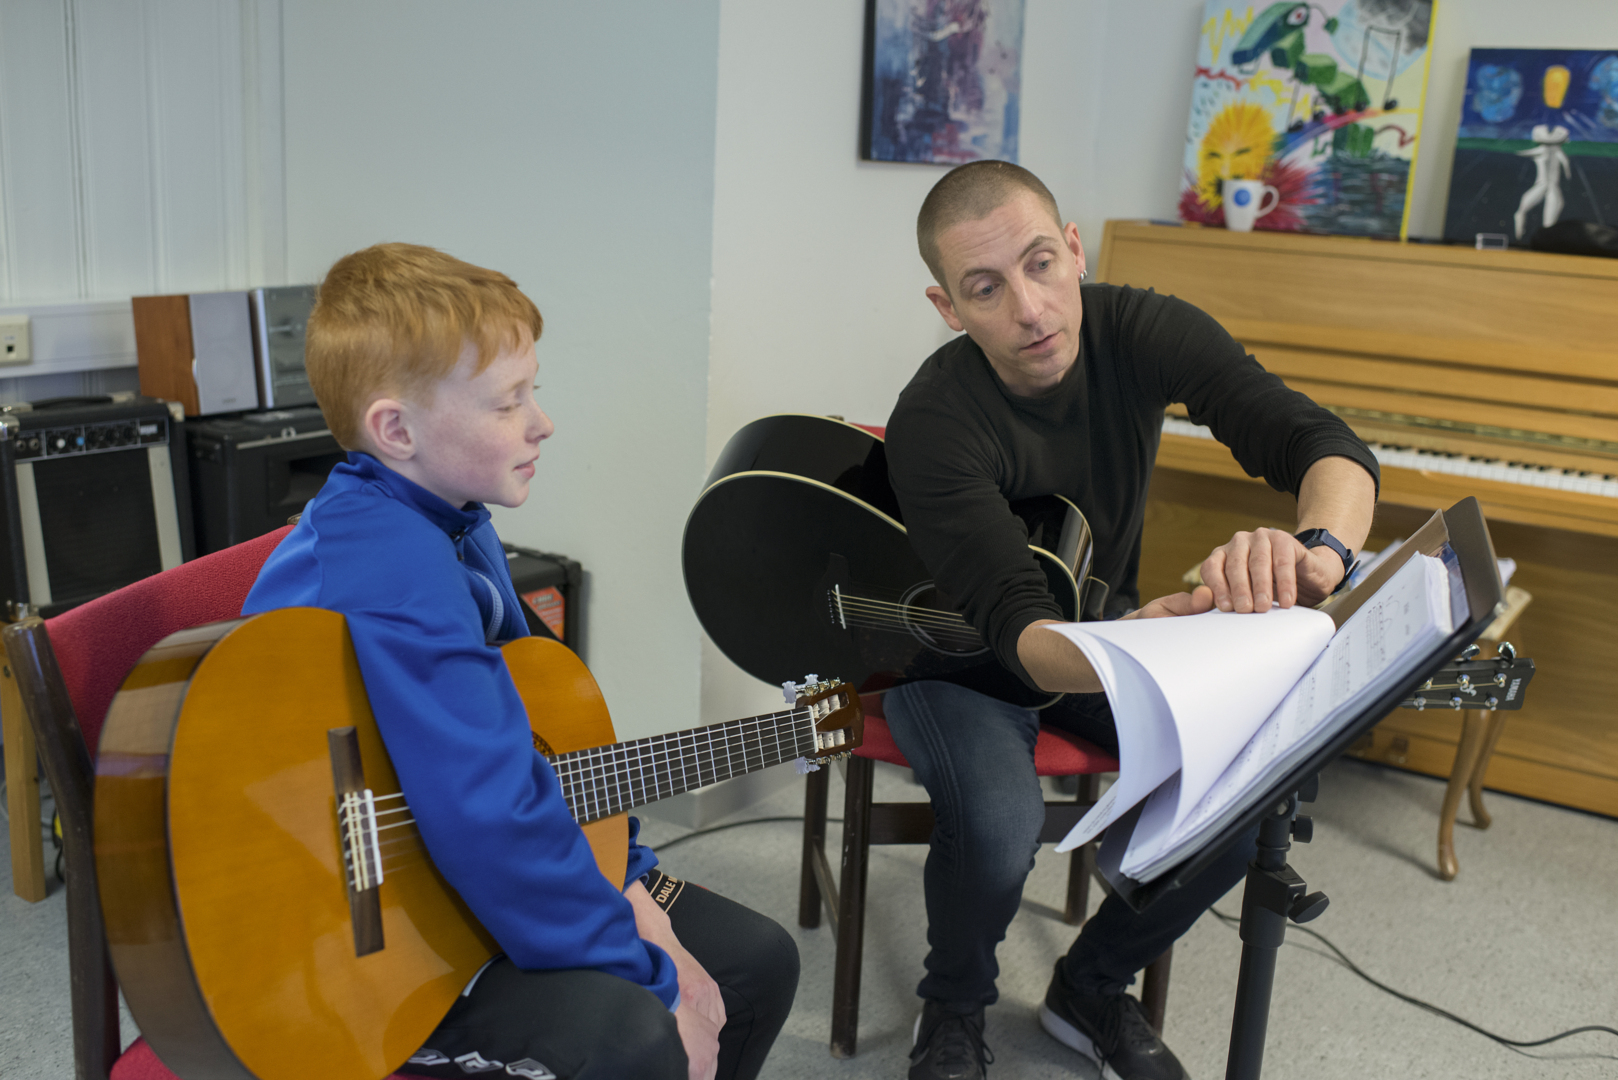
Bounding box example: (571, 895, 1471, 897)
(1499, 641, 1516, 661)
(1458, 643, 1481, 661)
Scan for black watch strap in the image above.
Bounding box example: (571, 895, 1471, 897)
(1294, 527, 1353, 579)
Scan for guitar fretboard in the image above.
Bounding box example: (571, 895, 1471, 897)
(547, 706, 822, 824)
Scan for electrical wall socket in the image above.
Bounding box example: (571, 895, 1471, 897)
(0, 315, 31, 364)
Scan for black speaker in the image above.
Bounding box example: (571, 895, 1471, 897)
(0, 395, 194, 618)
(504, 544, 584, 656)
(186, 407, 345, 555)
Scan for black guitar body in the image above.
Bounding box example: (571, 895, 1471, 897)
(683, 415, 1102, 709)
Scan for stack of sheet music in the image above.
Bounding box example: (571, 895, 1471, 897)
(1048, 550, 1457, 882)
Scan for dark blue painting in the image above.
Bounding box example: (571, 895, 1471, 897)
(1443, 48, 1618, 246)
(861, 0, 1025, 164)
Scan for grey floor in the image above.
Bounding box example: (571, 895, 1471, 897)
(4, 757, 1617, 1079)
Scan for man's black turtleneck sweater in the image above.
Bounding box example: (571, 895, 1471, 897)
(884, 283, 1379, 691)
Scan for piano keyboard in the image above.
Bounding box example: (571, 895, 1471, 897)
(1162, 417, 1618, 500)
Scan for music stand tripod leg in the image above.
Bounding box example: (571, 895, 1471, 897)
(1224, 783, 1330, 1080)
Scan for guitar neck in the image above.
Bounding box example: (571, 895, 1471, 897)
(548, 705, 820, 824)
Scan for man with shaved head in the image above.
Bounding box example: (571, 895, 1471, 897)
(882, 161, 1379, 1080)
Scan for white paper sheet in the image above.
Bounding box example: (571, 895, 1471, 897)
(1048, 604, 1335, 852)
(1120, 552, 1454, 879)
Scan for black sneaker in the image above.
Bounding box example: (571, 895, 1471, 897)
(909, 999, 994, 1080)
(1037, 964, 1189, 1080)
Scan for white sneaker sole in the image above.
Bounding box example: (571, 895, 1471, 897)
(1037, 1003, 1122, 1080)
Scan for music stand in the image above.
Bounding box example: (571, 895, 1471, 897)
(1096, 498, 1506, 1080)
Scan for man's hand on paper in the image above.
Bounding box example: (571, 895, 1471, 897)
(1200, 527, 1346, 613)
(1123, 585, 1216, 620)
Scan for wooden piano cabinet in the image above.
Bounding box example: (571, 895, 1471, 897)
(1139, 471, 1618, 818)
(1103, 220, 1618, 819)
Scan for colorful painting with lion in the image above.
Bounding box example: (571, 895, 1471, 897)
(1179, 1, 1435, 238)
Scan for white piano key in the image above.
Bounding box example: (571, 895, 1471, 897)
(1160, 416, 1618, 501)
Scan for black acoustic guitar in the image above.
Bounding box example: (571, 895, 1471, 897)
(683, 414, 1107, 709)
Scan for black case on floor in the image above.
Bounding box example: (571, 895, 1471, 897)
(503, 543, 583, 654)
(187, 407, 345, 555)
(0, 395, 194, 617)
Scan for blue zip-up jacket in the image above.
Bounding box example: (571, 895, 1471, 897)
(243, 453, 676, 1007)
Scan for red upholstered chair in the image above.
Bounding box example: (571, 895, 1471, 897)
(798, 691, 1173, 1058)
(3, 526, 432, 1080)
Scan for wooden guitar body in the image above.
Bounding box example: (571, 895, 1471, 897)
(684, 414, 1101, 708)
(94, 608, 623, 1080)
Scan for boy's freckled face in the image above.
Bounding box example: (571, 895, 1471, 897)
(404, 339, 553, 509)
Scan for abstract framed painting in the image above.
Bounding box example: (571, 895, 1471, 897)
(1443, 48, 1618, 248)
(1178, 0, 1435, 238)
(861, 0, 1025, 165)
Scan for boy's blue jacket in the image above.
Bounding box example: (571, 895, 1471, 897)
(243, 453, 676, 1007)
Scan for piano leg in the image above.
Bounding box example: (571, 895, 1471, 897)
(1467, 710, 1511, 831)
(1438, 712, 1491, 881)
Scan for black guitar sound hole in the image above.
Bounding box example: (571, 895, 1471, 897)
(899, 581, 990, 657)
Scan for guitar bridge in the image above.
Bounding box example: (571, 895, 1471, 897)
(329, 727, 385, 957)
(338, 789, 385, 891)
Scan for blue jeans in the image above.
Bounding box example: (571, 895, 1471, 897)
(883, 679, 1258, 1008)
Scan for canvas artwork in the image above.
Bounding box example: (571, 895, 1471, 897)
(1179, 1, 1435, 238)
(1443, 48, 1618, 247)
(861, 0, 1025, 164)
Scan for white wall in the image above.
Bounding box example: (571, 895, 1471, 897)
(281, 1, 722, 740)
(698, 0, 1204, 719)
(1408, 0, 1618, 239)
(4, 0, 1613, 737)
(0, 0, 284, 400)
(696, 0, 1618, 718)
(1062, 0, 1618, 246)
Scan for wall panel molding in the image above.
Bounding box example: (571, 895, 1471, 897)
(0, 0, 286, 307)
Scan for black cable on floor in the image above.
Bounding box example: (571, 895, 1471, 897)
(1209, 908, 1618, 1055)
(651, 814, 842, 853)
(655, 816, 1616, 1058)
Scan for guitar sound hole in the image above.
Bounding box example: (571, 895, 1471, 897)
(899, 581, 990, 657)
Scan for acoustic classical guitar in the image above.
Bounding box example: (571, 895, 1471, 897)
(683, 413, 1108, 709)
(92, 607, 860, 1080)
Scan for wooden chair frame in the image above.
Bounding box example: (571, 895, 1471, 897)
(798, 754, 1172, 1058)
(7, 617, 122, 1080)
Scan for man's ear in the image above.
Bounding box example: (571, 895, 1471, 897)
(361, 397, 415, 463)
(925, 285, 966, 332)
(1065, 222, 1087, 277)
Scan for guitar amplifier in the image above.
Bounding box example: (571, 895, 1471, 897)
(186, 407, 345, 555)
(503, 544, 583, 655)
(0, 395, 194, 618)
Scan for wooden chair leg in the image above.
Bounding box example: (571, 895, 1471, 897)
(799, 765, 829, 928)
(1468, 710, 1510, 830)
(1140, 948, 1172, 1035)
(1064, 773, 1101, 925)
(830, 755, 874, 1059)
(1438, 711, 1489, 882)
(3, 661, 47, 902)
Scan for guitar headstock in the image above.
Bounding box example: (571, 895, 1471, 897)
(1399, 644, 1535, 712)
(783, 675, 864, 766)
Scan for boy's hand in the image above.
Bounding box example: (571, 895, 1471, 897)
(626, 881, 725, 1080)
(673, 996, 722, 1080)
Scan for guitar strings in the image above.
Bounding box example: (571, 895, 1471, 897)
(348, 707, 841, 874)
(834, 595, 977, 629)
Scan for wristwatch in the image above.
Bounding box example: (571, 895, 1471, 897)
(1294, 528, 1355, 588)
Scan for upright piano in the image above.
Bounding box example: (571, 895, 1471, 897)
(1096, 220, 1618, 817)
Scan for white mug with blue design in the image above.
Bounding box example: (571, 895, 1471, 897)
(1223, 179, 1281, 232)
